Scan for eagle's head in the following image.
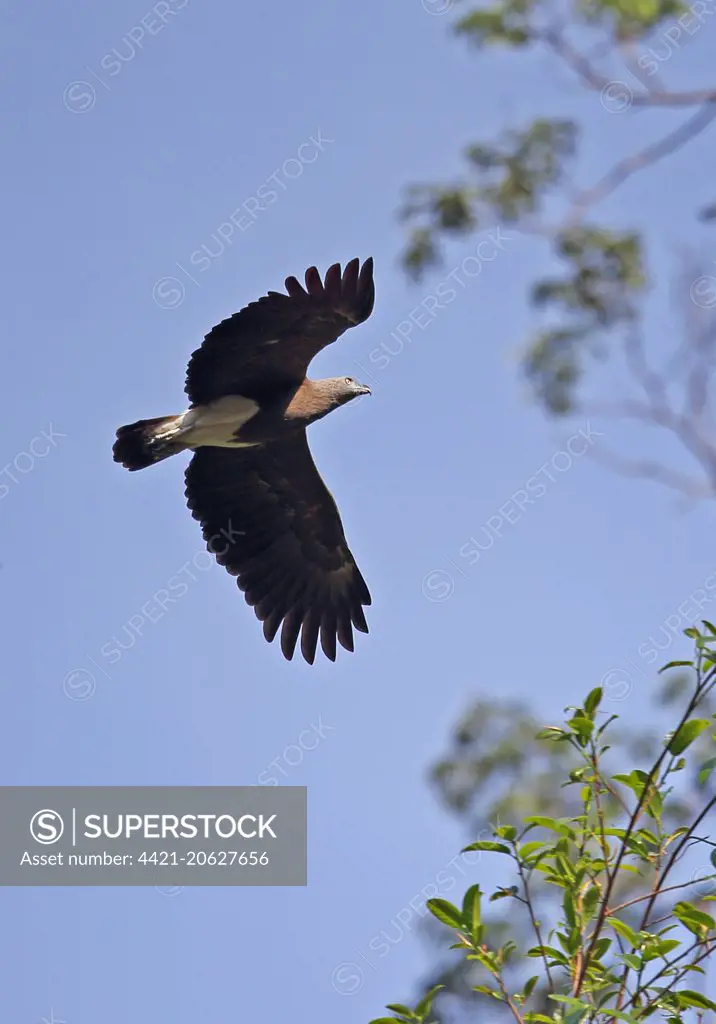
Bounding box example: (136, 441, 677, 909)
(321, 376, 372, 407)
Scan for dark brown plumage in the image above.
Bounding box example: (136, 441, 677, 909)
(113, 258, 375, 663)
(185, 435, 371, 663)
(185, 257, 375, 403)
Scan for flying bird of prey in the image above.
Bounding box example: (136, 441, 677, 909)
(113, 258, 375, 664)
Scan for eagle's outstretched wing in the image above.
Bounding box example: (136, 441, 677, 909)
(185, 258, 375, 405)
(184, 433, 371, 663)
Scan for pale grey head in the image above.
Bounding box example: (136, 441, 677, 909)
(310, 375, 372, 412)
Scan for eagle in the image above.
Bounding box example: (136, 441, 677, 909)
(113, 258, 375, 664)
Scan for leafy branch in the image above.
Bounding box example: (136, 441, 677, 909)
(400, 0, 716, 497)
(369, 626, 716, 1024)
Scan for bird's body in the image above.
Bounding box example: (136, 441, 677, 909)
(113, 258, 375, 664)
(176, 394, 262, 448)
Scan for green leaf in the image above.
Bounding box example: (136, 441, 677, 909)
(593, 937, 612, 959)
(415, 984, 444, 1019)
(702, 620, 716, 636)
(370, 1018, 407, 1024)
(612, 771, 663, 818)
(658, 660, 693, 674)
(673, 901, 715, 933)
(668, 719, 711, 755)
(597, 713, 619, 737)
(612, 772, 641, 794)
(524, 816, 575, 837)
(527, 944, 569, 964)
(501, 938, 517, 959)
(462, 885, 482, 938)
(495, 824, 517, 841)
(541, 872, 570, 888)
(609, 918, 639, 946)
(556, 928, 581, 954)
(456, 9, 531, 48)
(550, 995, 590, 1009)
(522, 975, 539, 999)
(642, 938, 680, 960)
(568, 714, 594, 744)
(472, 984, 503, 1000)
(386, 1006, 414, 1018)
(604, 827, 649, 858)
(620, 953, 641, 970)
(674, 990, 716, 1010)
(563, 889, 577, 928)
(535, 726, 566, 740)
(582, 883, 600, 921)
(554, 852, 575, 881)
(518, 840, 547, 862)
(462, 840, 511, 855)
(645, 790, 663, 819)
(665, 826, 690, 845)
(564, 1011, 588, 1024)
(426, 898, 463, 929)
(698, 756, 716, 785)
(584, 686, 603, 717)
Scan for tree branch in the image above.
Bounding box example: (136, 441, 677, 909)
(541, 28, 716, 108)
(566, 103, 716, 224)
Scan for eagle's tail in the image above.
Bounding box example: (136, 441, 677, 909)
(113, 415, 186, 471)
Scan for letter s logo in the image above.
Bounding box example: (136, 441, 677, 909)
(30, 809, 64, 845)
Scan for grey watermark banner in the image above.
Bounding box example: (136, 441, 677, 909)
(0, 786, 306, 886)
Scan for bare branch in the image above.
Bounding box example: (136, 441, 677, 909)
(590, 444, 714, 501)
(566, 103, 716, 224)
(541, 28, 716, 107)
(622, 329, 668, 414)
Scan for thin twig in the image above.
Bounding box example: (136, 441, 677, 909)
(496, 970, 526, 1024)
(516, 855, 556, 994)
(637, 794, 716, 933)
(607, 877, 716, 917)
(622, 939, 713, 1012)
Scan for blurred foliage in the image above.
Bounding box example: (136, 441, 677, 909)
(371, 633, 716, 1024)
(409, 669, 716, 1023)
(400, 0, 715, 418)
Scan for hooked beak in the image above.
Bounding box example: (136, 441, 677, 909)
(357, 384, 372, 396)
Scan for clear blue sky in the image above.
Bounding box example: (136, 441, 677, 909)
(2, 1, 715, 1021)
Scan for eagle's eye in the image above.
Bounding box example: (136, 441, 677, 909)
(344, 377, 353, 385)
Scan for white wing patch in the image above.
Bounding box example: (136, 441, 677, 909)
(179, 395, 260, 448)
